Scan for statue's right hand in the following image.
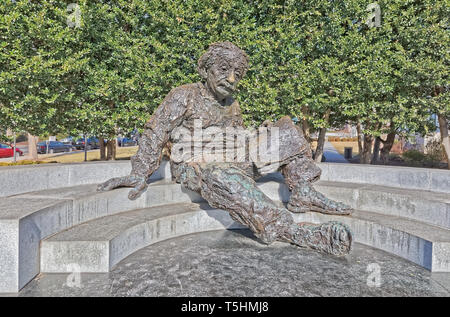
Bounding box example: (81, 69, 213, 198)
(97, 175, 148, 200)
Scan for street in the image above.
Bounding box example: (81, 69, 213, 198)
(0, 144, 99, 163)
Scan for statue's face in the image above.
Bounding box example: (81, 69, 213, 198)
(206, 57, 244, 101)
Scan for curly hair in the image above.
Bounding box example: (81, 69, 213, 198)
(197, 41, 249, 80)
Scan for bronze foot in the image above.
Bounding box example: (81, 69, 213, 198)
(289, 221, 353, 256)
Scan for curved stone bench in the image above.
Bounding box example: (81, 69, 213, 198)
(1, 161, 449, 198)
(0, 179, 200, 293)
(0, 160, 169, 198)
(41, 203, 245, 273)
(1, 161, 449, 293)
(40, 201, 450, 275)
(314, 181, 450, 230)
(319, 163, 450, 194)
(293, 211, 450, 272)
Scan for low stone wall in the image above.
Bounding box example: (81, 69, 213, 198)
(319, 163, 450, 194)
(1, 160, 449, 292)
(1, 161, 448, 198)
(0, 160, 170, 198)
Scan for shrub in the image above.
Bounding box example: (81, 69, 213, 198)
(0, 160, 55, 167)
(402, 150, 426, 162)
(16, 133, 28, 143)
(425, 139, 446, 162)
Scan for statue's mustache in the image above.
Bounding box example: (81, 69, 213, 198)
(218, 82, 235, 91)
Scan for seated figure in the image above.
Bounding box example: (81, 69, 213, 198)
(98, 41, 353, 256)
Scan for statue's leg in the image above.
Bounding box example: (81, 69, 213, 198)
(174, 162, 352, 256)
(281, 156, 353, 215)
(257, 116, 352, 215)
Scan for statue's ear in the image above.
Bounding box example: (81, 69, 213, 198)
(198, 65, 208, 79)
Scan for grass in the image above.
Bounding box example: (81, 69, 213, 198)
(0, 146, 138, 166)
(40, 146, 138, 164)
(0, 160, 55, 167)
(329, 141, 359, 156)
(2, 141, 359, 165)
(311, 141, 359, 156)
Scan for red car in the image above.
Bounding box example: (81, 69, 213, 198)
(0, 143, 24, 158)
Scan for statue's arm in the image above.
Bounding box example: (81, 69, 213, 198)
(130, 87, 188, 179)
(97, 86, 189, 199)
(231, 100, 245, 127)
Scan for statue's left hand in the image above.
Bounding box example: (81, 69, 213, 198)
(97, 175, 148, 200)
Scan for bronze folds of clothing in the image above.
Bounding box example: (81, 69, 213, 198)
(98, 42, 353, 256)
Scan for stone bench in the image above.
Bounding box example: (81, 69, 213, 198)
(1, 161, 449, 293)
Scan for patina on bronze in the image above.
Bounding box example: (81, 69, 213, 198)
(98, 41, 353, 256)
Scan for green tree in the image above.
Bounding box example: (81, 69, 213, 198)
(1, 0, 447, 167)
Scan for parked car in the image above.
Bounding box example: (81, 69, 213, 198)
(60, 136, 76, 145)
(0, 143, 24, 158)
(74, 138, 100, 150)
(118, 137, 137, 147)
(37, 141, 74, 154)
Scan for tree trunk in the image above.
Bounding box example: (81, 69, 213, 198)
(371, 137, 381, 164)
(27, 133, 39, 161)
(438, 114, 450, 169)
(380, 131, 396, 164)
(301, 106, 311, 144)
(112, 138, 117, 160)
(106, 140, 112, 160)
(314, 127, 327, 162)
(313, 109, 330, 162)
(99, 137, 106, 160)
(356, 120, 363, 157)
(106, 139, 116, 161)
(13, 132, 17, 163)
(360, 134, 374, 164)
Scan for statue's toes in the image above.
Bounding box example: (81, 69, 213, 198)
(287, 196, 353, 216)
(319, 201, 353, 215)
(293, 221, 353, 256)
(334, 202, 354, 215)
(286, 201, 309, 213)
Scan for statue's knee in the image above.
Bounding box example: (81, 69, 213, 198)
(283, 156, 321, 185)
(306, 160, 321, 182)
(175, 164, 202, 192)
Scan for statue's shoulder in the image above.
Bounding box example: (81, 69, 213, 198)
(168, 83, 201, 98)
(160, 83, 200, 112)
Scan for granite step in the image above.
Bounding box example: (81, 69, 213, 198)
(313, 181, 450, 230)
(40, 202, 244, 273)
(41, 201, 450, 273)
(257, 176, 450, 229)
(2, 176, 450, 292)
(293, 209, 450, 272)
(0, 179, 203, 293)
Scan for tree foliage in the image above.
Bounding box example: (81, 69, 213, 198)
(0, 0, 448, 152)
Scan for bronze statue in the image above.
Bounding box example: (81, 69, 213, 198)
(98, 41, 353, 256)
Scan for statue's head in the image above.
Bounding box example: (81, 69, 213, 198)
(198, 41, 249, 101)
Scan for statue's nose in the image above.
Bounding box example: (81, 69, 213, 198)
(227, 70, 235, 84)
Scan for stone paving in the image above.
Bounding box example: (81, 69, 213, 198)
(323, 141, 349, 163)
(11, 230, 450, 297)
